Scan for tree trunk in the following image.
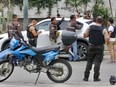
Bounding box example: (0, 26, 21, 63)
(48, 4, 52, 15)
(109, 0, 113, 17)
(83, 4, 87, 13)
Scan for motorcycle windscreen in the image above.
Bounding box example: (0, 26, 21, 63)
(10, 37, 20, 50)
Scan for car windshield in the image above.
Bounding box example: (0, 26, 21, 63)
(36, 20, 84, 31)
(36, 21, 50, 31)
(85, 21, 93, 25)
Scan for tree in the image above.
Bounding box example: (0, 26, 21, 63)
(0, 0, 11, 33)
(109, 0, 113, 17)
(92, 0, 110, 27)
(77, 0, 90, 13)
(10, 0, 61, 14)
(65, 0, 90, 13)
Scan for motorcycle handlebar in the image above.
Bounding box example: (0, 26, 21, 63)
(20, 38, 32, 48)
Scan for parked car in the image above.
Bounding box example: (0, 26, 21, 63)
(0, 17, 92, 60)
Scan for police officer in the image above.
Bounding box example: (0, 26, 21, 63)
(8, 14, 23, 40)
(67, 15, 82, 61)
(49, 17, 58, 43)
(83, 16, 109, 82)
(49, 17, 64, 43)
(27, 18, 41, 47)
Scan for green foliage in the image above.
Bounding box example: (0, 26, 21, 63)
(10, 0, 60, 13)
(92, 1, 110, 27)
(65, 0, 90, 12)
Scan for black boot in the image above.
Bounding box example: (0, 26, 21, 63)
(94, 73, 101, 82)
(94, 78, 101, 82)
(83, 72, 89, 81)
(83, 78, 88, 81)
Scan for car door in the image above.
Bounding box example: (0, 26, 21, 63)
(36, 21, 52, 47)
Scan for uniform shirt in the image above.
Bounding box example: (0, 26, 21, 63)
(8, 20, 23, 39)
(108, 25, 115, 41)
(49, 23, 57, 34)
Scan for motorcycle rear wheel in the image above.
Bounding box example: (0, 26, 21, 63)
(0, 60, 14, 82)
(47, 59, 72, 83)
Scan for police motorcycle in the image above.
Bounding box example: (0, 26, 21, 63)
(0, 31, 76, 84)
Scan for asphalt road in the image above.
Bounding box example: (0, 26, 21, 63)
(0, 55, 116, 87)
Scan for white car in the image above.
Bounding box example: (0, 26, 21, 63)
(0, 17, 92, 60)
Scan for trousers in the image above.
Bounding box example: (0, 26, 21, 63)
(69, 41, 78, 60)
(84, 45, 104, 79)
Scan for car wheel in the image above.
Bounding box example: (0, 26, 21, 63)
(77, 42, 88, 61)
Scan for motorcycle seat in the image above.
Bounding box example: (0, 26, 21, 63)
(31, 45, 60, 54)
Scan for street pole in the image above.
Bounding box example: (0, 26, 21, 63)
(23, 0, 28, 30)
(109, 0, 113, 17)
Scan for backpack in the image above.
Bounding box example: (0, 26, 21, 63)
(112, 25, 116, 36)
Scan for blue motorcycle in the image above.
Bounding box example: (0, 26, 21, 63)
(0, 33, 74, 84)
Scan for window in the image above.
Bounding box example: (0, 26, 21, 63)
(76, 21, 83, 26)
(59, 21, 68, 30)
(36, 21, 50, 31)
(86, 21, 93, 25)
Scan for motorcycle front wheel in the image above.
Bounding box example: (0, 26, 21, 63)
(0, 60, 14, 82)
(47, 59, 72, 83)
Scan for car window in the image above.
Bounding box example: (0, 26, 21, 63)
(36, 20, 84, 31)
(76, 21, 83, 26)
(59, 21, 68, 30)
(59, 21, 83, 30)
(36, 21, 50, 31)
(86, 21, 93, 25)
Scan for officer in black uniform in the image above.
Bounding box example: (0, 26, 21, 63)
(83, 16, 109, 82)
(27, 18, 41, 47)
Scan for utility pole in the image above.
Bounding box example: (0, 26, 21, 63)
(23, 0, 28, 30)
(109, 0, 113, 17)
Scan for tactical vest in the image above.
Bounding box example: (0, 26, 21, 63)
(89, 25, 105, 45)
(27, 25, 38, 38)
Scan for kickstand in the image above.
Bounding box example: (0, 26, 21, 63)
(35, 72, 40, 85)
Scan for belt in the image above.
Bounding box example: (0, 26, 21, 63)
(29, 38, 37, 40)
(89, 43, 103, 46)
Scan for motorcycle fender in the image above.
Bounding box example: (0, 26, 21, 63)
(43, 51, 59, 62)
(0, 49, 14, 60)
